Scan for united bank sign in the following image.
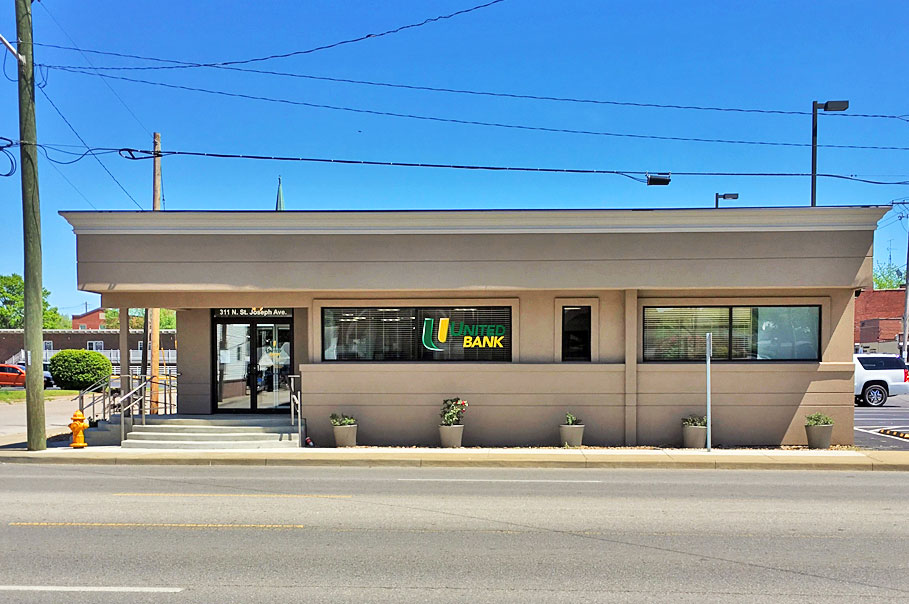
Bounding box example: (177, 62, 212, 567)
(422, 317, 507, 351)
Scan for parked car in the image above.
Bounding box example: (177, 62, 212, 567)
(854, 353, 909, 406)
(0, 364, 27, 387)
(16, 363, 54, 389)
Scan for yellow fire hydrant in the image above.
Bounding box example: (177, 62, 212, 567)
(69, 410, 90, 449)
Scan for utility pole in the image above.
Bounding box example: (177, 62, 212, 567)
(150, 133, 161, 411)
(14, 0, 45, 450)
(902, 213, 909, 362)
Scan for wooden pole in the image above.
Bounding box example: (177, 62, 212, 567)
(150, 133, 161, 411)
(15, 0, 45, 450)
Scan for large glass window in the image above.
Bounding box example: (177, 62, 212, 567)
(643, 305, 820, 362)
(322, 306, 512, 362)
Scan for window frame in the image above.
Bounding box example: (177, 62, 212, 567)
(554, 297, 599, 362)
(641, 304, 822, 363)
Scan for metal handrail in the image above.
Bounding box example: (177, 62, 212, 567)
(75, 374, 115, 423)
(118, 374, 180, 443)
(288, 375, 304, 447)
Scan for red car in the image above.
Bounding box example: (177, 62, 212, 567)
(0, 364, 27, 387)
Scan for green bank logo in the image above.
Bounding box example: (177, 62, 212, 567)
(421, 317, 506, 351)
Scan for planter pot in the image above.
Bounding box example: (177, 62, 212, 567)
(559, 424, 585, 447)
(439, 424, 464, 448)
(682, 425, 707, 448)
(805, 424, 833, 449)
(332, 425, 357, 447)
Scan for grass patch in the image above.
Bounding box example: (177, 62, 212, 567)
(0, 390, 80, 403)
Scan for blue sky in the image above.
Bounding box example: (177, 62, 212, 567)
(1, 0, 908, 311)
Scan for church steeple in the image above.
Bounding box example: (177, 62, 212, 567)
(275, 176, 285, 211)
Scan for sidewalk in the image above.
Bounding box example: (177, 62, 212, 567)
(1, 445, 908, 471)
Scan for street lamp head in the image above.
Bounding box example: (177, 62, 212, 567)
(823, 100, 849, 112)
(646, 173, 671, 186)
(718, 193, 739, 200)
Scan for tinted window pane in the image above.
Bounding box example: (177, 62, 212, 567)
(643, 307, 729, 361)
(732, 306, 820, 360)
(322, 307, 511, 362)
(562, 306, 591, 362)
(858, 356, 905, 370)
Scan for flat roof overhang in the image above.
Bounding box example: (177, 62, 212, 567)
(60, 205, 890, 236)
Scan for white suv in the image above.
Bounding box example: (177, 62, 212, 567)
(854, 354, 909, 406)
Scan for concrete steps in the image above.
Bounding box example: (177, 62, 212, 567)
(86, 414, 304, 449)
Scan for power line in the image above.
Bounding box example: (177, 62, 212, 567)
(37, 88, 143, 208)
(34, 47, 908, 122)
(49, 67, 909, 151)
(45, 160, 98, 210)
(37, 2, 153, 137)
(115, 145, 909, 185)
(36, 0, 506, 73)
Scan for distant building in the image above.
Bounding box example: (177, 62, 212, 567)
(855, 288, 905, 354)
(71, 307, 106, 330)
(0, 329, 176, 370)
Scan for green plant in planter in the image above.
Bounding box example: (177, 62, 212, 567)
(440, 397, 468, 426)
(564, 412, 583, 426)
(681, 414, 707, 427)
(805, 412, 834, 426)
(330, 413, 357, 426)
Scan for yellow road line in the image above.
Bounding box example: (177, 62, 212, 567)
(113, 492, 350, 499)
(10, 522, 306, 529)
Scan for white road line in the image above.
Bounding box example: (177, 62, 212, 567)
(853, 427, 909, 443)
(398, 479, 602, 483)
(0, 586, 183, 593)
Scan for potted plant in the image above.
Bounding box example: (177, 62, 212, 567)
(439, 397, 468, 448)
(560, 412, 585, 447)
(805, 412, 834, 449)
(681, 414, 707, 448)
(330, 413, 357, 447)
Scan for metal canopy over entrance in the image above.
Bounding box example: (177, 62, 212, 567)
(211, 309, 293, 413)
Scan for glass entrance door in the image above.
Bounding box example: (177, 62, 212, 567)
(215, 322, 252, 411)
(214, 320, 293, 412)
(254, 323, 292, 411)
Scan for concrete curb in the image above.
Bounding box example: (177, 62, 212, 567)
(1, 447, 908, 470)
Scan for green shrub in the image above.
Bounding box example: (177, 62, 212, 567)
(681, 414, 707, 427)
(48, 349, 112, 391)
(564, 412, 583, 426)
(805, 412, 834, 426)
(330, 413, 357, 426)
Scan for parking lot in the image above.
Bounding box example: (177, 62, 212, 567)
(854, 394, 909, 450)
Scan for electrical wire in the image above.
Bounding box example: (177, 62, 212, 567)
(46, 160, 98, 210)
(37, 88, 144, 208)
(35, 48, 907, 122)
(50, 67, 909, 151)
(115, 145, 909, 185)
(35, 0, 506, 73)
(38, 1, 153, 137)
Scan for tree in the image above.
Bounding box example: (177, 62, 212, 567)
(0, 273, 71, 329)
(103, 308, 177, 329)
(873, 261, 905, 290)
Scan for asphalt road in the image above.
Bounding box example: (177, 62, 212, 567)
(854, 394, 909, 450)
(0, 465, 907, 603)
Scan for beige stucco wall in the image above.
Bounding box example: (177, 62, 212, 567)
(77, 230, 872, 292)
(162, 287, 853, 446)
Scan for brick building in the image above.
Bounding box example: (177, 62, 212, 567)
(0, 329, 176, 367)
(854, 288, 905, 353)
(71, 307, 106, 330)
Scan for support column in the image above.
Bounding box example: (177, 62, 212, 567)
(118, 307, 130, 395)
(624, 289, 638, 446)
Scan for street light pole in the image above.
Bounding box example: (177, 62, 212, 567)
(811, 100, 849, 207)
